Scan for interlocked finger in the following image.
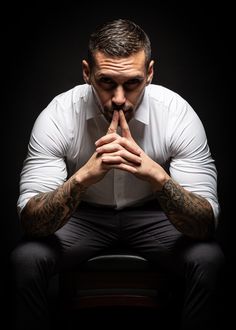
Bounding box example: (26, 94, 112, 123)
(101, 149, 142, 165)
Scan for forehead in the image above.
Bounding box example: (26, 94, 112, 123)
(92, 50, 146, 78)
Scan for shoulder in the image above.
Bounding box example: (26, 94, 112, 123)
(147, 84, 197, 121)
(53, 84, 90, 107)
(37, 84, 90, 123)
(147, 84, 188, 109)
(31, 84, 91, 146)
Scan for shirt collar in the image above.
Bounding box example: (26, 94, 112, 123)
(85, 85, 101, 120)
(85, 85, 149, 125)
(133, 88, 149, 125)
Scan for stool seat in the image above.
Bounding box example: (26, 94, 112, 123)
(82, 252, 149, 271)
(59, 251, 173, 311)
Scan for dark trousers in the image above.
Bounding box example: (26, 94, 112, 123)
(10, 201, 225, 330)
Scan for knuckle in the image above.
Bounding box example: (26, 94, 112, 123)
(120, 137, 127, 144)
(118, 148, 126, 156)
(107, 128, 116, 134)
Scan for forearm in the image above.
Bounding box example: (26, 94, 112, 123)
(156, 179, 215, 240)
(20, 177, 87, 237)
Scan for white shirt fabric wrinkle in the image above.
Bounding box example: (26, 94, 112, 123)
(17, 84, 220, 227)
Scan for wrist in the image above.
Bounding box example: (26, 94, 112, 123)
(148, 169, 170, 192)
(73, 170, 91, 189)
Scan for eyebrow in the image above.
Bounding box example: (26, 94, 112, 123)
(96, 74, 145, 81)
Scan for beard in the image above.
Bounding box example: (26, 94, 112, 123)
(103, 105, 134, 123)
(91, 84, 145, 124)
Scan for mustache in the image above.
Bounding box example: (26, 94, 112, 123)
(109, 105, 133, 112)
(112, 105, 125, 111)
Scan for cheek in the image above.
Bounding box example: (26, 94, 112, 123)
(134, 86, 146, 103)
(128, 90, 144, 106)
(96, 90, 111, 107)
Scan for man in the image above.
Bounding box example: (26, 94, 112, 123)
(11, 18, 224, 329)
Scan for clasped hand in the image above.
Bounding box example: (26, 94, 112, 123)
(95, 110, 142, 174)
(76, 110, 168, 190)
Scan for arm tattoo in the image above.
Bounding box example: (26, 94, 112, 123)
(21, 178, 87, 237)
(156, 179, 215, 240)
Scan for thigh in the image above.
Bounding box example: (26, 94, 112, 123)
(11, 204, 121, 276)
(173, 239, 225, 284)
(119, 204, 183, 271)
(120, 204, 183, 252)
(119, 204, 224, 278)
(53, 204, 120, 270)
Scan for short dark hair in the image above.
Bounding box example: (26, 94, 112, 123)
(88, 19, 151, 69)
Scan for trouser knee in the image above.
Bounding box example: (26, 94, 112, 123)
(10, 239, 59, 285)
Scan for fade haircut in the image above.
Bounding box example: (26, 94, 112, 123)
(88, 19, 151, 70)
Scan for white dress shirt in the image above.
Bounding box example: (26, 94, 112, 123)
(17, 84, 219, 226)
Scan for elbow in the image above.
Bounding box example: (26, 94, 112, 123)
(185, 218, 216, 241)
(20, 207, 50, 238)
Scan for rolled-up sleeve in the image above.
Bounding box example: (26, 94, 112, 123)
(17, 100, 69, 215)
(168, 102, 219, 227)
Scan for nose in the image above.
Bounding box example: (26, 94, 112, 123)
(112, 85, 126, 107)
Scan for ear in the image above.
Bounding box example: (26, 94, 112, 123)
(146, 60, 154, 85)
(82, 60, 91, 84)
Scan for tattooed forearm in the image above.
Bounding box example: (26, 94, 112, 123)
(21, 177, 87, 237)
(156, 179, 215, 240)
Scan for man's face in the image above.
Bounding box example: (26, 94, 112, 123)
(83, 50, 153, 123)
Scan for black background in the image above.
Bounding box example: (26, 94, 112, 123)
(2, 2, 234, 326)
